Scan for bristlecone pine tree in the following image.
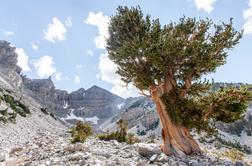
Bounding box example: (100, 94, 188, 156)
(106, 6, 252, 156)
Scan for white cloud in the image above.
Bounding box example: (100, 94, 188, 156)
(98, 53, 118, 82)
(243, 0, 252, 35)
(84, 12, 109, 49)
(98, 53, 139, 98)
(44, 17, 67, 43)
(15, 48, 31, 72)
(87, 50, 94, 56)
(55, 72, 62, 81)
(33, 55, 57, 78)
(111, 82, 140, 99)
(75, 64, 83, 69)
(189, 0, 217, 13)
(65, 16, 72, 27)
(3, 31, 15, 36)
(31, 43, 38, 51)
(74, 75, 80, 84)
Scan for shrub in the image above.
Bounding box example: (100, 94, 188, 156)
(71, 121, 93, 143)
(9, 112, 17, 123)
(98, 119, 139, 144)
(222, 149, 244, 161)
(0, 115, 8, 123)
(3, 94, 30, 117)
(0, 108, 17, 123)
(148, 134, 155, 143)
(137, 129, 146, 136)
(216, 137, 251, 154)
(127, 133, 140, 144)
(98, 131, 127, 142)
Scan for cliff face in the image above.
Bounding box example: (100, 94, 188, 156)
(71, 86, 124, 118)
(0, 40, 21, 73)
(23, 78, 125, 127)
(0, 41, 22, 88)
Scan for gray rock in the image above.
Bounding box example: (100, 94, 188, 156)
(178, 161, 188, 166)
(95, 151, 112, 159)
(68, 152, 85, 161)
(157, 153, 169, 163)
(153, 161, 165, 166)
(114, 157, 121, 165)
(189, 159, 203, 166)
(136, 162, 146, 166)
(134, 143, 162, 157)
(169, 160, 178, 166)
(7, 108, 14, 114)
(112, 140, 120, 146)
(79, 160, 86, 165)
(0, 151, 6, 162)
(150, 154, 157, 163)
(208, 156, 218, 163)
(234, 161, 244, 166)
(63, 143, 85, 153)
(0, 102, 8, 110)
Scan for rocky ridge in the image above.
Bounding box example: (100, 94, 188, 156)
(22, 76, 125, 128)
(0, 40, 125, 129)
(0, 135, 240, 166)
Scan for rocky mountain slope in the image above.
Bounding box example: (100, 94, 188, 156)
(1, 39, 252, 165)
(0, 40, 125, 129)
(0, 41, 67, 165)
(1, 136, 242, 166)
(22, 77, 125, 128)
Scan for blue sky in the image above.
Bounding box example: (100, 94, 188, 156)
(0, 0, 252, 98)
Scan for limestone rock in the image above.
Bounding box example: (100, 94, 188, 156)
(149, 154, 157, 163)
(0, 151, 6, 162)
(134, 143, 162, 157)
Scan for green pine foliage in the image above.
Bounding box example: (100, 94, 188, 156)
(106, 6, 252, 133)
(71, 121, 93, 143)
(0, 93, 30, 123)
(98, 119, 139, 144)
(3, 94, 30, 117)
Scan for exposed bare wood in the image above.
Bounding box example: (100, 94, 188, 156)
(150, 85, 202, 155)
(138, 89, 151, 97)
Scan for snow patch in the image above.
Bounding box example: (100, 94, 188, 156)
(64, 109, 84, 121)
(63, 101, 69, 109)
(77, 106, 86, 111)
(117, 103, 124, 109)
(85, 116, 99, 125)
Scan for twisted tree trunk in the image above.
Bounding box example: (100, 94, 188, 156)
(150, 85, 201, 156)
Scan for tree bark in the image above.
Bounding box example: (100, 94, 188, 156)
(150, 85, 202, 156)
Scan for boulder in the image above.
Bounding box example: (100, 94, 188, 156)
(235, 161, 244, 166)
(134, 143, 161, 157)
(149, 154, 158, 163)
(0, 102, 9, 110)
(7, 108, 14, 114)
(157, 153, 169, 162)
(0, 151, 6, 162)
(68, 152, 85, 161)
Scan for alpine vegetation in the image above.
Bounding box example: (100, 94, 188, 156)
(106, 6, 252, 156)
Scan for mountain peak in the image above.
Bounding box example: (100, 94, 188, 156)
(88, 85, 101, 90)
